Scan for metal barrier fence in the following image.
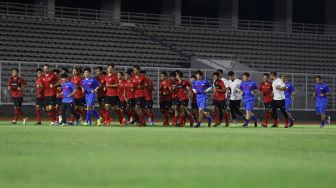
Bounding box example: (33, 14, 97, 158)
(1, 2, 336, 35)
(0, 61, 335, 111)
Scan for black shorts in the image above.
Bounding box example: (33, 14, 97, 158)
(97, 97, 105, 104)
(213, 100, 227, 110)
(171, 98, 179, 106)
(191, 102, 198, 109)
(36, 97, 44, 106)
(127, 98, 136, 107)
(144, 100, 153, 109)
(264, 102, 273, 109)
(135, 97, 145, 108)
(74, 97, 86, 106)
(56, 98, 62, 105)
(105, 96, 119, 106)
(178, 99, 189, 107)
(12, 97, 23, 107)
(119, 101, 127, 110)
(160, 101, 172, 110)
(44, 95, 56, 106)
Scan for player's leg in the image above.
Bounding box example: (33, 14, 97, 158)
(262, 103, 272, 128)
(317, 102, 327, 128)
(271, 100, 280, 128)
(242, 99, 253, 128)
(173, 100, 180, 126)
(60, 103, 67, 126)
(135, 98, 146, 126)
(285, 98, 294, 127)
(69, 103, 81, 125)
(277, 100, 289, 128)
(11, 97, 19, 124)
(98, 97, 105, 123)
(229, 100, 237, 124)
(45, 96, 56, 125)
(35, 97, 43, 125)
(212, 101, 220, 126)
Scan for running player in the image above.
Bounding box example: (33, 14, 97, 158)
(191, 70, 212, 128)
(175, 70, 192, 127)
(313, 75, 331, 128)
(60, 73, 80, 126)
(259, 73, 273, 128)
(124, 69, 136, 124)
(216, 69, 230, 123)
(41, 64, 58, 125)
(8, 68, 27, 125)
(104, 64, 124, 125)
(281, 75, 296, 126)
(270, 72, 291, 128)
(118, 71, 127, 126)
(33, 68, 44, 125)
(53, 69, 63, 124)
(132, 65, 148, 126)
(227, 71, 244, 125)
(159, 71, 172, 126)
(71, 68, 86, 124)
(82, 68, 101, 126)
(190, 74, 198, 127)
(212, 71, 230, 127)
(240, 72, 258, 128)
(142, 70, 155, 126)
(95, 66, 106, 123)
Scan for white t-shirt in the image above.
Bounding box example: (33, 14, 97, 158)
(272, 78, 286, 100)
(221, 77, 229, 88)
(228, 79, 242, 100)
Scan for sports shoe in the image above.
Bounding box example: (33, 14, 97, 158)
(320, 125, 325, 128)
(11, 120, 16, 125)
(195, 121, 201, 128)
(242, 124, 248, 128)
(35, 122, 41, 126)
(271, 124, 279, 128)
(58, 115, 62, 124)
(261, 123, 268, 128)
(82, 122, 89, 126)
(254, 117, 258, 127)
(327, 116, 331, 125)
(22, 117, 28, 125)
(60, 122, 67, 126)
(213, 123, 221, 127)
(97, 118, 103, 126)
(50, 122, 55, 126)
(289, 118, 294, 127)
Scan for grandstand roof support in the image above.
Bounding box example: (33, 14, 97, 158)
(274, 0, 292, 32)
(162, 0, 181, 25)
(219, 0, 239, 29)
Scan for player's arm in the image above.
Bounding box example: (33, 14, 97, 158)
(68, 88, 77, 97)
(276, 82, 286, 91)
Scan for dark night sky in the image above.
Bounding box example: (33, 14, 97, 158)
(4, 0, 327, 24)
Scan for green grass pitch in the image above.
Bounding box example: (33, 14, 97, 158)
(0, 121, 336, 188)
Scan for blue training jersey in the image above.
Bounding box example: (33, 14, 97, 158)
(62, 81, 75, 103)
(285, 82, 295, 99)
(192, 79, 212, 98)
(315, 82, 330, 103)
(82, 77, 100, 95)
(240, 80, 258, 101)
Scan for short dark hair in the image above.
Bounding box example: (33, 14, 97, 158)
(228, 71, 234, 77)
(133, 65, 140, 70)
(191, 74, 196, 79)
(84, 68, 91, 73)
(96, 66, 103, 71)
(216, 69, 224, 74)
(118, 71, 124, 76)
(195, 70, 204, 76)
(270, 72, 277, 77)
(213, 71, 220, 77)
(102, 71, 107, 76)
(243, 72, 250, 77)
(11, 68, 19, 72)
(60, 73, 68, 78)
(315, 75, 322, 79)
(61, 67, 69, 73)
(169, 71, 176, 77)
(126, 68, 133, 75)
(36, 68, 42, 72)
(107, 63, 115, 68)
(43, 64, 50, 67)
(52, 69, 60, 74)
(263, 73, 270, 77)
(161, 71, 168, 76)
(176, 70, 183, 78)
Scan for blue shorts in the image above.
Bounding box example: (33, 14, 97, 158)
(316, 101, 327, 114)
(285, 98, 292, 112)
(85, 94, 96, 107)
(196, 96, 207, 110)
(243, 98, 254, 111)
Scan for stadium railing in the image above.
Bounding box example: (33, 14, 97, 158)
(0, 61, 335, 111)
(1, 2, 336, 35)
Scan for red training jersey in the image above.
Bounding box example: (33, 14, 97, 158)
(56, 78, 63, 99)
(259, 81, 273, 103)
(170, 78, 178, 99)
(41, 73, 58, 97)
(132, 74, 147, 98)
(159, 79, 172, 101)
(95, 75, 106, 98)
(176, 79, 191, 101)
(71, 76, 84, 99)
(118, 80, 126, 102)
(144, 76, 154, 101)
(104, 73, 119, 97)
(213, 79, 226, 100)
(36, 77, 44, 98)
(125, 79, 134, 100)
(8, 76, 26, 97)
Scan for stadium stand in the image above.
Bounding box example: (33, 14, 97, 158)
(0, 15, 190, 68)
